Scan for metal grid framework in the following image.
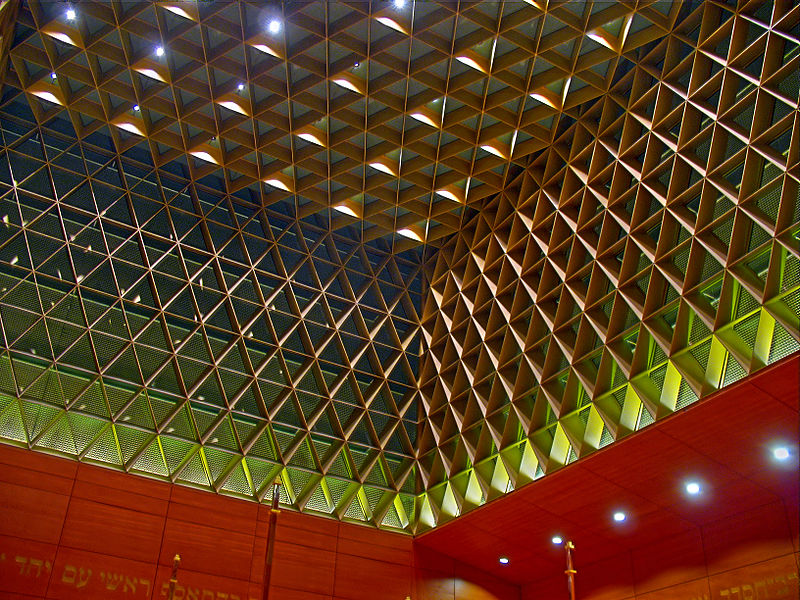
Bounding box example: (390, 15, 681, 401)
(416, 0, 800, 530)
(0, 0, 797, 534)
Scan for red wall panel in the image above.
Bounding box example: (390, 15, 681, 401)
(0, 444, 518, 600)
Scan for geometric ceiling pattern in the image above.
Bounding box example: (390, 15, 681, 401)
(1, 0, 691, 250)
(0, 0, 798, 535)
(416, 0, 800, 530)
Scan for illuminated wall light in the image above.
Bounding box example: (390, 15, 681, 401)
(397, 228, 423, 242)
(685, 481, 701, 495)
(268, 19, 281, 34)
(332, 78, 361, 94)
(265, 178, 291, 192)
(375, 17, 406, 34)
(552, 536, 563, 545)
(498, 557, 509, 565)
(613, 511, 626, 522)
(333, 204, 359, 218)
(409, 112, 438, 128)
(456, 56, 485, 73)
(480, 144, 505, 159)
(297, 132, 325, 146)
(773, 447, 790, 461)
(370, 162, 395, 176)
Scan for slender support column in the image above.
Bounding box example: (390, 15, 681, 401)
(261, 478, 282, 600)
(564, 541, 576, 600)
(167, 554, 181, 600)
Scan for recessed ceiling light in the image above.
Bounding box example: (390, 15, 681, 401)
(498, 556, 509, 565)
(773, 447, 790, 461)
(552, 536, 563, 545)
(685, 481, 701, 495)
(613, 511, 626, 522)
(155, 46, 165, 57)
(66, 8, 76, 20)
(268, 19, 281, 34)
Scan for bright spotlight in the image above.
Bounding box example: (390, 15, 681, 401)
(498, 556, 509, 565)
(685, 482, 701, 495)
(268, 19, 281, 34)
(155, 46, 165, 57)
(773, 447, 790, 461)
(66, 8, 76, 20)
(552, 536, 563, 545)
(394, 0, 406, 8)
(613, 511, 626, 522)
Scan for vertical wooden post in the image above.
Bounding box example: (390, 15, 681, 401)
(167, 554, 181, 600)
(261, 478, 282, 600)
(564, 541, 576, 600)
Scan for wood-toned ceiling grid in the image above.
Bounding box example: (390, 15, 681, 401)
(2, 0, 682, 251)
(415, 0, 800, 531)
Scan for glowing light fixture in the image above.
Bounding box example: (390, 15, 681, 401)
(409, 112, 438, 128)
(456, 55, 485, 73)
(217, 100, 248, 116)
(297, 132, 325, 146)
(435, 189, 462, 203)
(773, 447, 790, 461)
(50, 72, 57, 79)
(370, 162, 395, 176)
(394, 0, 406, 8)
(253, 44, 280, 58)
(116, 122, 145, 136)
(333, 78, 361, 94)
(613, 511, 626, 522)
(481, 144, 505, 159)
(498, 557, 509, 565)
(265, 178, 291, 192)
(333, 204, 359, 218)
(137, 68, 166, 82)
(31, 90, 62, 105)
(685, 482, 701, 495)
(162, 5, 193, 20)
(133, 104, 140, 111)
(268, 19, 281, 34)
(552, 536, 563, 545)
(66, 8, 76, 20)
(375, 17, 406, 34)
(237, 83, 245, 91)
(190, 151, 217, 164)
(397, 228, 423, 242)
(155, 46, 165, 57)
